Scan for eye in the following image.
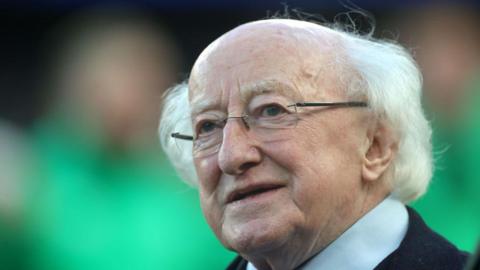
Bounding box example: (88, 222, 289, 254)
(260, 104, 287, 117)
(197, 120, 218, 135)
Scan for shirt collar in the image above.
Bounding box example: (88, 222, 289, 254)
(246, 196, 408, 270)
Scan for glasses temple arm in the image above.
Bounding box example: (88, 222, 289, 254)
(292, 101, 368, 107)
(171, 132, 194, 141)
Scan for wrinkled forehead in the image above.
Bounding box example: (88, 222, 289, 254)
(190, 80, 303, 116)
(188, 19, 344, 112)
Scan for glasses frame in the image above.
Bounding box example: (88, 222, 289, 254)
(170, 101, 368, 141)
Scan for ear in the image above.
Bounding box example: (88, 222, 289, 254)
(362, 119, 398, 182)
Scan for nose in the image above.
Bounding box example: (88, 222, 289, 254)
(217, 118, 262, 175)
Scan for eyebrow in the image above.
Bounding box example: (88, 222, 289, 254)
(190, 80, 303, 117)
(190, 98, 217, 117)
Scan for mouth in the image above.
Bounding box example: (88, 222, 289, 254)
(226, 184, 285, 204)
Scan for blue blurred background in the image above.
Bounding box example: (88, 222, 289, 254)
(0, 0, 479, 269)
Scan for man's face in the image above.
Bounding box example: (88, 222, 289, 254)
(189, 21, 371, 257)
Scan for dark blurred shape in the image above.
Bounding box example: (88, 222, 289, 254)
(396, 5, 480, 120)
(465, 241, 480, 270)
(39, 8, 181, 149)
(2, 0, 479, 11)
(19, 7, 233, 270)
(392, 4, 480, 252)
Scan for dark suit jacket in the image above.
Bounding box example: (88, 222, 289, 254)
(226, 207, 469, 270)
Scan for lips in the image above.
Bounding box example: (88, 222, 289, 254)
(226, 183, 284, 204)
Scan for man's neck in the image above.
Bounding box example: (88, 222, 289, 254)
(245, 196, 408, 270)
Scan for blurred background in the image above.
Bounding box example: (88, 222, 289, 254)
(0, 0, 479, 269)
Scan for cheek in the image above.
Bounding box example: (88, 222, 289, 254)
(195, 156, 224, 235)
(198, 185, 226, 246)
(268, 144, 358, 234)
(266, 120, 363, 207)
(195, 156, 221, 195)
(300, 114, 364, 168)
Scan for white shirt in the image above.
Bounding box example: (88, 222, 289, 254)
(246, 196, 408, 270)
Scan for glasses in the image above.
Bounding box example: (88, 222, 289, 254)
(171, 101, 367, 158)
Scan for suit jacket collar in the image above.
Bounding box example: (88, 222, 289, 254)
(374, 207, 469, 270)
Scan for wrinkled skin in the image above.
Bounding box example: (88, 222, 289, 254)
(189, 19, 396, 270)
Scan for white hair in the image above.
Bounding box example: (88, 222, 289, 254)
(336, 31, 432, 203)
(158, 83, 197, 185)
(158, 19, 433, 203)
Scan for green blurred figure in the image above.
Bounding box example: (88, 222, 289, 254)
(415, 77, 480, 252)
(24, 10, 234, 270)
(0, 121, 31, 270)
(396, 6, 480, 251)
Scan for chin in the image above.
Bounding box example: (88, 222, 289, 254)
(222, 217, 293, 254)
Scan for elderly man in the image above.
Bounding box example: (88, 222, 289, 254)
(159, 19, 469, 270)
